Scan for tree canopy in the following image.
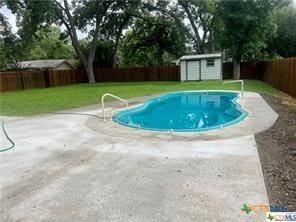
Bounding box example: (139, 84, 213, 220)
(216, 0, 277, 79)
(22, 26, 75, 60)
(178, 0, 217, 53)
(0, 11, 22, 69)
(120, 15, 186, 66)
(268, 6, 296, 57)
(1, 0, 295, 80)
(4, 0, 136, 82)
(80, 39, 115, 68)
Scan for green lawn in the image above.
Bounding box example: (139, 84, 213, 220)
(0, 80, 278, 116)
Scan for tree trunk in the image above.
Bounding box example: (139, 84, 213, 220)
(60, 0, 97, 83)
(180, 3, 202, 54)
(85, 60, 96, 83)
(71, 42, 96, 83)
(233, 58, 241, 80)
(112, 15, 130, 67)
(208, 30, 214, 53)
(112, 35, 121, 67)
(158, 47, 163, 66)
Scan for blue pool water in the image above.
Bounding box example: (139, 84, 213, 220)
(113, 91, 247, 132)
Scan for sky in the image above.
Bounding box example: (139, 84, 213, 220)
(0, 5, 18, 33)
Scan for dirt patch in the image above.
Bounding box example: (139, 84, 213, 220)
(255, 94, 296, 211)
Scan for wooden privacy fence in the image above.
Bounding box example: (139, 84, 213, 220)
(223, 58, 296, 97)
(94, 66, 180, 82)
(46, 69, 88, 87)
(0, 71, 46, 92)
(0, 70, 88, 92)
(263, 57, 296, 97)
(0, 66, 179, 92)
(223, 62, 264, 80)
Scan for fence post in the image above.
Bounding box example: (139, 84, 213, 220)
(20, 71, 25, 90)
(44, 69, 50, 87)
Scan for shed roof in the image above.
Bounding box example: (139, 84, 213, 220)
(180, 53, 222, 61)
(20, 59, 76, 69)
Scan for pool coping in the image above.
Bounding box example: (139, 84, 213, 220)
(85, 90, 279, 142)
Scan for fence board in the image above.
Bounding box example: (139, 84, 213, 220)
(223, 62, 263, 80)
(93, 66, 180, 82)
(48, 70, 77, 87)
(22, 71, 46, 89)
(0, 71, 45, 92)
(0, 72, 21, 92)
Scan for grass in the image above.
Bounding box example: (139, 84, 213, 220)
(0, 80, 279, 116)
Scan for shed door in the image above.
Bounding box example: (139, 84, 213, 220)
(187, 61, 200, 80)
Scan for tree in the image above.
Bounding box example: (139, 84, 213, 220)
(22, 26, 75, 60)
(80, 39, 115, 68)
(99, 1, 142, 67)
(120, 15, 186, 67)
(178, 0, 217, 54)
(0, 12, 22, 69)
(216, 0, 277, 79)
(268, 6, 296, 57)
(141, 0, 220, 54)
(106, 14, 131, 67)
(5, 0, 136, 83)
(120, 31, 160, 66)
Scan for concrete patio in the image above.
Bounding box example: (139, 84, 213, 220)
(0, 92, 278, 221)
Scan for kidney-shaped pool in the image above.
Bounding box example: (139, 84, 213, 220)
(112, 91, 248, 132)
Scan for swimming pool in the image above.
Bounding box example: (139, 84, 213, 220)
(113, 91, 248, 132)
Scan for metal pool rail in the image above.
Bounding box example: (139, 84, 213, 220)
(101, 93, 128, 121)
(223, 80, 244, 98)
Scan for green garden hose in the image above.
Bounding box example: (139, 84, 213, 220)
(0, 112, 100, 153)
(0, 121, 15, 152)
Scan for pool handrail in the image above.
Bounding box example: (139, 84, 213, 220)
(223, 80, 244, 98)
(101, 93, 128, 121)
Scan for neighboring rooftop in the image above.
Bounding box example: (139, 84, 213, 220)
(20, 59, 76, 70)
(180, 53, 222, 61)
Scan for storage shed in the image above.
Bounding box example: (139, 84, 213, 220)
(20, 59, 76, 70)
(180, 53, 222, 81)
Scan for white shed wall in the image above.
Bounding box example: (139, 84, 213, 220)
(180, 57, 221, 81)
(200, 58, 221, 80)
(187, 61, 200, 80)
(180, 61, 186, 81)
